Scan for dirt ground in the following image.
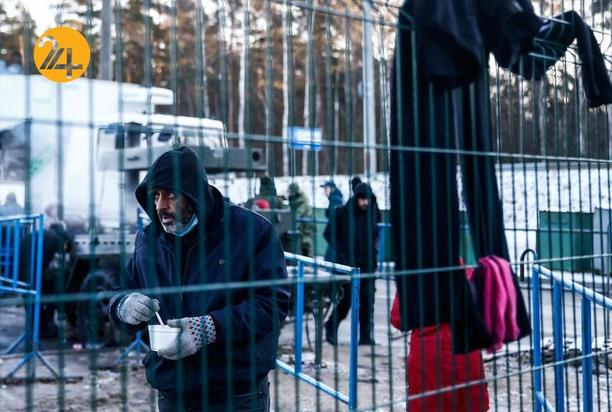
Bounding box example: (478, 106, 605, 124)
(2, 281, 611, 411)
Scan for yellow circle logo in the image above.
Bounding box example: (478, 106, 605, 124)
(33, 27, 90, 83)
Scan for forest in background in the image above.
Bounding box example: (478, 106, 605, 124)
(1, 0, 612, 177)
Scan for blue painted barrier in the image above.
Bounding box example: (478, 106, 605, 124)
(282, 252, 360, 411)
(530, 262, 608, 412)
(0, 214, 59, 379)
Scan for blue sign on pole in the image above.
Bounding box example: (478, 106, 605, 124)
(287, 127, 322, 151)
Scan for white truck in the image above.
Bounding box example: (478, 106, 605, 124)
(0, 74, 265, 345)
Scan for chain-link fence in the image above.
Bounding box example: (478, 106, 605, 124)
(1, 0, 612, 411)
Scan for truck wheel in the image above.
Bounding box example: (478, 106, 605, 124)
(77, 269, 117, 348)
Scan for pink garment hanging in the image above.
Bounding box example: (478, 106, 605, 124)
(477, 256, 520, 352)
(490, 255, 520, 342)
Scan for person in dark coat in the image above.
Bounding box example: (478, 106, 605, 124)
(18, 221, 72, 340)
(245, 176, 284, 210)
(108, 147, 290, 411)
(320, 180, 343, 262)
(324, 183, 380, 345)
(320, 181, 343, 218)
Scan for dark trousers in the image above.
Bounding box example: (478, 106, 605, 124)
(327, 277, 376, 341)
(158, 377, 269, 412)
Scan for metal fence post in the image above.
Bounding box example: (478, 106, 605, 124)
(581, 297, 593, 412)
(12, 219, 20, 288)
(377, 225, 384, 273)
(532, 265, 543, 412)
(294, 261, 305, 374)
(552, 281, 565, 412)
(348, 267, 360, 411)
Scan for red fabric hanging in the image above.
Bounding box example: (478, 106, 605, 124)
(390, 263, 490, 411)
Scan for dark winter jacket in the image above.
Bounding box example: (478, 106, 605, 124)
(323, 187, 344, 261)
(325, 188, 344, 219)
(108, 147, 290, 394)
(324, 183, 380, 271)
(245, 176, 284, 210)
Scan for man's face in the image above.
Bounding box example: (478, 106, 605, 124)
(323, 187, 332, 198)
(357, 197, 369, 211)
(153, 188, 194, 234)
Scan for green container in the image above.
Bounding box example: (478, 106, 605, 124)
(536, 211, 593, 272)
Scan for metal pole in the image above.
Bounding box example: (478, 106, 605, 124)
(99, 0, 112, 80)
(361, 0, 376, 174)
(532, 266, 543, 412)
(12, 219, 20, 287)
(348, 268, 360, 410)
(552, 281, 565, 412)
(33, 215, 44, 350)
(295, 261, 305, 374)
(581, 298, 593, 412)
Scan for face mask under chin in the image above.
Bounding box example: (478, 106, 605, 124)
(162, 214, 199, 237)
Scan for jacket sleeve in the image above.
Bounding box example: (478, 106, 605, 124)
(208, 222, 290, 344)
(107, 231, 146, 334)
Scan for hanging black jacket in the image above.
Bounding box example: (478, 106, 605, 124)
(108, 147, 290, 394)
(391, 0, 542, 353)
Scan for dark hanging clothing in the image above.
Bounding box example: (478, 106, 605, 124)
(502, 10, 612, 108)
(390, 0, 548, 353)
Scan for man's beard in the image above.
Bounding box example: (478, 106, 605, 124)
(159, 212, 193, 235)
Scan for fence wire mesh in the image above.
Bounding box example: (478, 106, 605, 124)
(1, 0, 612, 411)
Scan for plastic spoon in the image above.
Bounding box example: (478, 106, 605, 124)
(155, 311, 165, 326)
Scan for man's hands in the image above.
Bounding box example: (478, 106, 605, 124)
(116, 292, 160, 325)
(157, 315, 217, 360)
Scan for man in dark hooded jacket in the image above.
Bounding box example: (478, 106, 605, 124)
(108, 147, 290, 411)
(323, 183, 380, 345)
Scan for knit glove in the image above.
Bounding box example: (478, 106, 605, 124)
(116, 292, 160, 325)
(157, 315, 217, 360)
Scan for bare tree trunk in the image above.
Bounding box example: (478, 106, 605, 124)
(237, 0, 249, 148)
(195, 0, 210, 118)
(302, 0, 315, 176)
(362, 0, 376, 174)
(538, 81, 547, 156)
(100, 0, 112, 80)
(281, 1, 291, 176)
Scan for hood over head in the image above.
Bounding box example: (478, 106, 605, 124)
(288, 183, 302, 197)
(135, 146, 216, 228)
(258, 176, 278, 196)
(354, 182, 373, 199)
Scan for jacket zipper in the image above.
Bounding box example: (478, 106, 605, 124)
(181, 243, 198, 305)
(160, 241, 199, 306)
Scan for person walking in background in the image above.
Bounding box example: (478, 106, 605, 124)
(245, 176, 284, 210)
(321, 180, 344, 262)
(321, 180, 344, 216)
(108, 147, 290, 411)
(288, 183, 315, 257)
(0, 192, 23, 216)
(324, 182, 380, 345)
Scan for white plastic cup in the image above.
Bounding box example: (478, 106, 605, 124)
(148, 325, 181, 351)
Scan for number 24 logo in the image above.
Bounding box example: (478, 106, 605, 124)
(37, 36, 83, 79)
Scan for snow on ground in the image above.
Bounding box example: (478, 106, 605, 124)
(210, 162, 612, 262)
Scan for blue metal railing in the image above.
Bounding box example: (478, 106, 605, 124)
(0, 214, 59, 379)
(531, 262, 606, 412)
(280, 252, 360, 411)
